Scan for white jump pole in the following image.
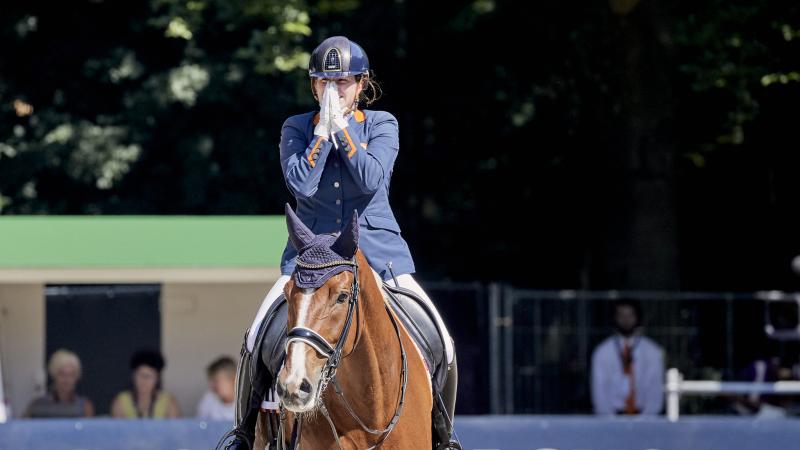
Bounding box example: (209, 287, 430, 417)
(665, 367, 800, 422)
(666, 368, 681, 422)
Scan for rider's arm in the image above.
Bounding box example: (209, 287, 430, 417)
(279, 116, 333, 199)
(333, 111, 399, 195)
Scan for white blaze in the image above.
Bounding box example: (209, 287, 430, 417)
(286, 288, 314, 388)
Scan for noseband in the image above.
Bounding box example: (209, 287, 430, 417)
(285, 256, 361, 383)
(279, 256, 408, 450)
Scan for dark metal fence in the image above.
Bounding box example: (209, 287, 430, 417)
(421, 281, 800, 415)
(491, 289, 800, 414)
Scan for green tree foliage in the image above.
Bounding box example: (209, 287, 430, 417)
(1, 0, 799, 289)
(675, 0, 800, 157)
(0, 0, 312, 213)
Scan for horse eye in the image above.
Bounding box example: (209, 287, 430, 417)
(336, 293, 348, 304)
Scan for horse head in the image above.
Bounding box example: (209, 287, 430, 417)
(276, 203, 363, 413)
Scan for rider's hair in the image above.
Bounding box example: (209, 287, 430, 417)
(355, 70, 383, 106)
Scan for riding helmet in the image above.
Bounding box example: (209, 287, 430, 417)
(308, 36, 370, 78)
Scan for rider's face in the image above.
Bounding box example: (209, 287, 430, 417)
(313, 76, 364, 114)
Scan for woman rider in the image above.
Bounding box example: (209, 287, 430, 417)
(221, 36, 458, 449)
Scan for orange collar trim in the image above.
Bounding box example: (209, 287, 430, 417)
(312, 109, 366, 125)
(354, 109, 366, 122)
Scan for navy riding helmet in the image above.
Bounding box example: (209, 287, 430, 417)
(309, 36, 370, 78)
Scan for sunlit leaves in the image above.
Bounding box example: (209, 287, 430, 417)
(48, 121, 142, 190)
(675, 1, 799, 149)
(0, 0, 314, 212)
(168, 64, 210, 106)
(760, 71, 800, 86)
(165, 17, 193, 40)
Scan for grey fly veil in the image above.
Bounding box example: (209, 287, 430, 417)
(284, 203, 359, 289)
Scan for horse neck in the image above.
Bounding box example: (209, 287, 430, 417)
(333, 257, 402, 425)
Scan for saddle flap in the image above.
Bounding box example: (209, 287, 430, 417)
(381, 283, 447, 394)
(255, 295, 289, 378)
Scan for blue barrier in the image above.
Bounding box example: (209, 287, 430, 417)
(1, 416, 799, 450)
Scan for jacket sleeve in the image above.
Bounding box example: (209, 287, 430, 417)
(640, 342, 665, 415)
(332, 112, 399, 195)
(279, 116, 333, 199)
(591, 343, 617, 415)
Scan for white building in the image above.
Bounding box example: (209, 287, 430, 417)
(0, 215, 286, 418)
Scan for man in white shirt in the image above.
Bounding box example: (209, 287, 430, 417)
(591, 299, 664, 415)
(197, 356, 237, 421)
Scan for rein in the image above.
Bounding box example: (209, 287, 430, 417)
(279, 256, 408, 450)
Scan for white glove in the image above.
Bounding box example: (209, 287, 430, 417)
(313, 81, 334, 138)
(328, 83, 349, 134)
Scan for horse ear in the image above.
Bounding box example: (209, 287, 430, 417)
(285, 203, 315, 250)
(331, 209, 359, 259)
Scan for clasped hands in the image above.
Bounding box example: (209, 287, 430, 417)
(314, 81, 349, 148)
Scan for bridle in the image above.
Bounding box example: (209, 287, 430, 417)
(285, 257, 361, 383)
(279, 255, 408, 450)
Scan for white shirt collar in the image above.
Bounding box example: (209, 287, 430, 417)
(616, 331, 641, 347)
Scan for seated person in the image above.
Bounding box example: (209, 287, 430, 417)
(732, 355, 794, 418)
(111, 349, 180, 418)
(591, 298, 664, 415)
(196, 356, 236, 420)
(24, 348, 95, 418)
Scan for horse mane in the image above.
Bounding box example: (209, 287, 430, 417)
(355, 248, 388, 303)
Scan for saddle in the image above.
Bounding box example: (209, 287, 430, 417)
(253, 280, 448, 396)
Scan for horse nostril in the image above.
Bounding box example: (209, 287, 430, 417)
(299, 379, 312, 394)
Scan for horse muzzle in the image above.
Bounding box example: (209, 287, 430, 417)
(276, 342, 325, 412)
(276, 376, 317, 412)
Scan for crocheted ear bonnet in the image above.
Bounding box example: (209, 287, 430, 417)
(284, 203, 359, 289)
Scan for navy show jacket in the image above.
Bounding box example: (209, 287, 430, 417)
(278, 108, 416, 281)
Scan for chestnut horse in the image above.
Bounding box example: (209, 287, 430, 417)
(257, 205, 432, 449)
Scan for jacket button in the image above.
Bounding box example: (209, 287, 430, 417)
(336, 199, 341, 205)
(333, 181, 340, 188)
(336, 218, 341, 224)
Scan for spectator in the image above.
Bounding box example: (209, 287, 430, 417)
(196, 356, 237, 420)
(733, 355, 793, 418)
(111, 349, 180, 418)
(24, 349, 95, 418)
(591, 298, 664, 415)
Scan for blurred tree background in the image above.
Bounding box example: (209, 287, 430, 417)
(1, 0, 799, 291)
